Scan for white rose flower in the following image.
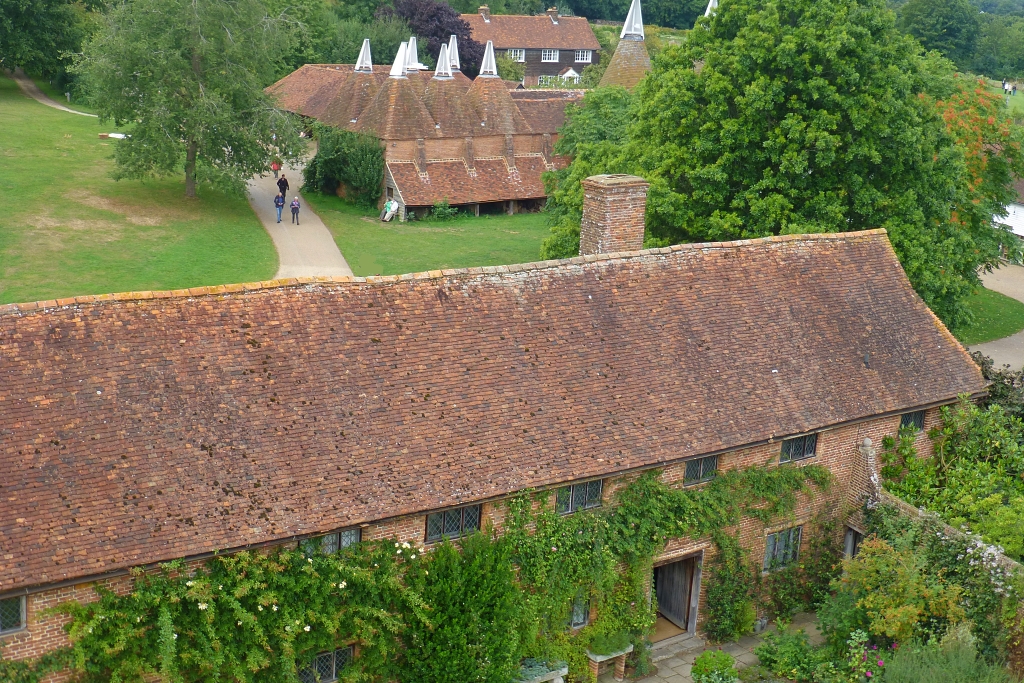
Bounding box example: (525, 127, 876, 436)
(198, 603, 208, 610)
(304, 625, 311, 632)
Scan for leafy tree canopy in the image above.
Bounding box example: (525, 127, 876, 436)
(0, 0, 90, 77)
(76, 0, 303, 198)
(898, 0, 980, 68)
(545, 0, 1024, 332)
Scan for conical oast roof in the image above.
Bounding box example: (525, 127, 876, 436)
(434, 44, 453, 79)
(390, 42, 408, 77)
(320, 69, 384, 129)
(424, 48, 475, 137)
(466, 69, 531, 134)
(406, 37, 421, 71)
(598, 35, 650, 90)
(621, 0, 644, 39)
(356, 71, 438, 139)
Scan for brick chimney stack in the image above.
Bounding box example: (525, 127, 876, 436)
(479, 5, 490, 21)
(579, 174, 648, 256)
(547, 7, 559, 22)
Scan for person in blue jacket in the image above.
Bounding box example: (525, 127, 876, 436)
(274, 193, 285, 223)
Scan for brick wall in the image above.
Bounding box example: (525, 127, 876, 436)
(579, 174, 649, 256)
(1, 407, 939, 668)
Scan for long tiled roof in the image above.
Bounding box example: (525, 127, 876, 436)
(0, 231, 985, 592)
(462, 13, 600, 50)
(388, 156, 548, 205)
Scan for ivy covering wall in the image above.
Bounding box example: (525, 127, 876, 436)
(0, 462, 835, 683)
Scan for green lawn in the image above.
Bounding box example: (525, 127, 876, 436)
(305, 194, 551, 276)
(984, 81, 1024, 119)
(0, 75, 276, 304)
(28, 74, 100, 115)
(959, 286, 1024, 345)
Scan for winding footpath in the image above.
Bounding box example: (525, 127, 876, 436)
(246, 164, 353, 279)
(970, 263, 1024, 369)
(9, 68, 96, 117)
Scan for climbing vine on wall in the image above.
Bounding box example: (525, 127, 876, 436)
(3, 461, 833, 683)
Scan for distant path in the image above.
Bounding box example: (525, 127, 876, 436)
(247, 162, 353, 279)
(970, 263, 1024, 370)
(9, 68, 97, 117)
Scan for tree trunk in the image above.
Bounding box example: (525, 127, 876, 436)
(184, 139, 197, 198)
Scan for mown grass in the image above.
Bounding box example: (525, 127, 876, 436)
(304, 194, 551, 276)
(959, 286, 1024, 345)
(0, 75, 276, 304)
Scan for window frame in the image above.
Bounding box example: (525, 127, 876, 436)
(304, 527, 361, 555)
(541, 48, 560, 62)
(555, 479, 603, 515)
(683, 455, 719, 486)
(569, 593, 590, 629)
(297, 645, 354, 683)
(764, 526, 803, 571)
(779, 432, 818, 464)
(0, 595, 26, 635)
(506, 48, 525, 62)
(900, 410, 925, 432)
(575, 49, 592, 63)
(425, 504, 482, 543)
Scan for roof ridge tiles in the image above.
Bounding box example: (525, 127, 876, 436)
(0, 229, 888, 314)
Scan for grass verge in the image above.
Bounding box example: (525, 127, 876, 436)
(959, 286, 1024, 345)
(0, 75, 276, 304)
(305, 194, 552, 276)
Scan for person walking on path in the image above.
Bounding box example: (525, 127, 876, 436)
(274, 192, 285, 223)
(278, 173, 289, 195)
(290, 197, 301, 225)
(271, 160, 281, 179)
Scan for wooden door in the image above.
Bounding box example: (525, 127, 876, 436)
(655, 558, 695, 630)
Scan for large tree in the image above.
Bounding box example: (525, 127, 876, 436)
(77, 0, 302, 198)
(382, 0, 484, 75)
(898, 0, 980, 69)
(545, 0, 1023, 332)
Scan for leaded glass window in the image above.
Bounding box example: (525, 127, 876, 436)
(425, 505, 482, 543)
(764, 526, 802, 570)
(555, 480, 603, 514)
(570, 594, 590, 628)
(900, 410, 925, 432)
(0, 596, 24, 634)
(298, 646, 354, 683)
(780, 433, 817, 463)
(303, 528, 361, 555)
(683, 455, 718, 485)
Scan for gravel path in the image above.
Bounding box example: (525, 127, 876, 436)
(247, 164, 353, 279)
(9, 68, 97, 117)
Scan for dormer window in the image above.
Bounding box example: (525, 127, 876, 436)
(555, 479, 602, 514)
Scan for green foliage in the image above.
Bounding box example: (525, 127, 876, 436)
(0, 647, 74, 683)
(972, 14, 1024, 80)
(753, 628, 825, 682)
(898, 0, 980, 68)
(0, 0, 91, 78)
(76, 0, 303, 198)
(496, 54, 526, 83)
(589, 631, 631, 655)
(881, 397, 1024, 560)
(880, 629, 1017, 683)
(547, 0, 1020, 333)
(303, 123, 384, 206)
(703, 534, 758, 643)
(693, 649, 738, 682)
(833, 537, 965, 643)
(401, 533, 529, 683)
(430, 200, 459, 221)
(60, 541, 426, 683)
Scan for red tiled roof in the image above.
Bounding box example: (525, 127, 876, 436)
(355, 75, 440, 140)
(462, 13, 600, 50)
(466, 76, 533, 135)
(509, 95, 581, 134)
(388, 156, 548, 205)
(598, 38, 650, 90)
(265, 65, 356, 119)
(0, 232, 986, 592)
